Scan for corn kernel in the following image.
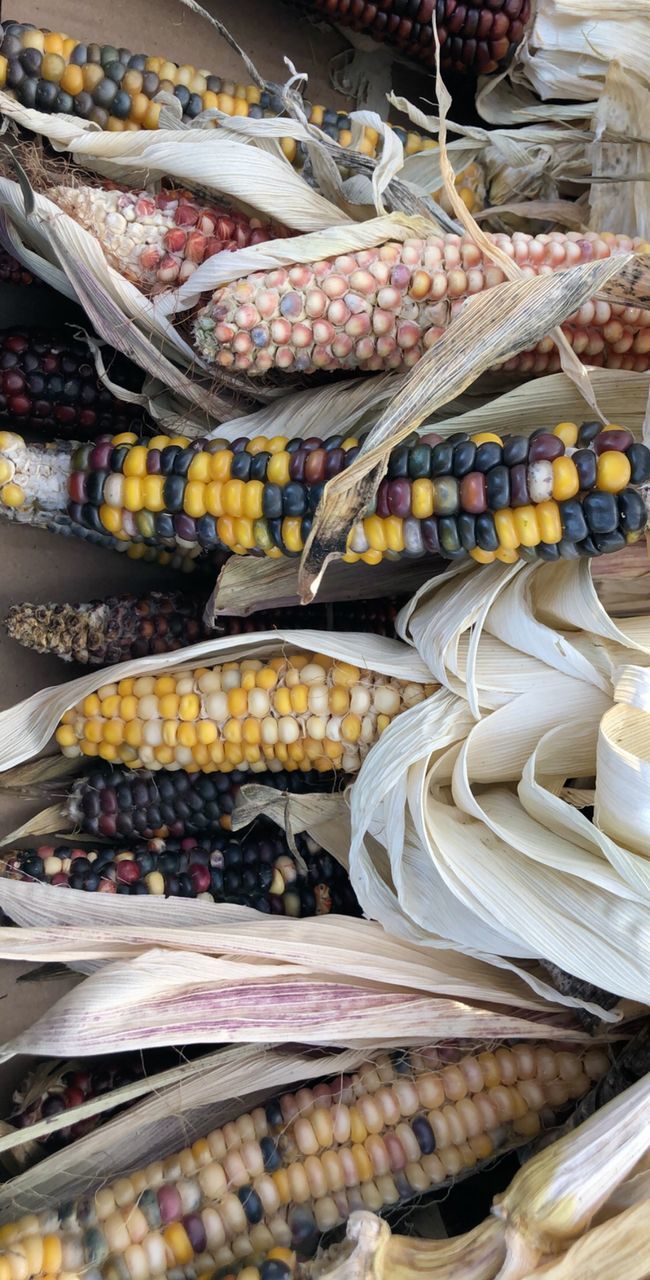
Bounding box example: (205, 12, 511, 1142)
(536, 499, 562, 543)
(470, 547, 496, 564)
(494, 508, 520, 550)
(514, 505, 541, 547)
(597, 451, 631, 492)
(184, 481, 207, 518)
(55, 724, 77, 748)
(553, 421, 579, 447)
(551, 456, 579, 501)
(471, 432, 502, 446)
(0, 482, 25, 508)
(103, 720, 125, 746)
(179, 694, 200, 721)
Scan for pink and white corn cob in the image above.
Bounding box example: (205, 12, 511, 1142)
(193, 230, 650, 377)
(47, 185, 288, 293)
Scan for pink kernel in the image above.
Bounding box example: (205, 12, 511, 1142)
(345, 292, 369, 315)
(391, 264, 411, 290)
(335, 255, 358, 274)
(355, 337, 376, 361)
(313, 319, 335, 345)
(349, 269, 375, 294)
(549, 242, 567, 266)
(158, 256, 181, 283)
(255, 350, 274, 373)
(164, 228, 187, 253)
(275, 346, 295, 369)
(293, 323, 313, 349)
(198, 213, 216, 235)
(397, 322, 421, 350)
(402, 348, 421, 367)
(430, 272, 448, 299)
(376, 334, 397, 357)
(140, 246, 162, 271)
(232, 332, 252, 354)
(369, 261, 390, 285)
(186, 231, 207, 264)
(594, 300, 612, 325)
(443, 244, 461, 270)
(377, 287, 401, 311)
(466, 269, 485, 294)
(331, 334, 354, 359)
(267, 269, 288, 288)
(356, 249, 376, 268)
(612, 333, 634, 353)
(409, 270, 432, 300)
(305, 289, 328, 319)
(447, 270, 468, 297)
(179, 261, 197, 281)
(528, 241, 545, 264)
(288, 265, 313, 288)
(256, 290, 280, 319)
(175, 203, 200, 227)
(372, 309, 395, 336)
(565, 241, 583, 265)
(423, 325, 445, 348)
(234, 304, 260, 330)
(312, 345, 335, 368)
(323, 274, 348, 300)
(327, 299, 350, 326)
(461, 242, 482, 268)
(379, 242, 401, 264)
(485, 266, 506, 288)
(215, 323, 235, 343)
(634, 330, 650, 353)
(270, 318, 292, 345)
(345, 313, 371, 338)
(134, 195, 156, 218)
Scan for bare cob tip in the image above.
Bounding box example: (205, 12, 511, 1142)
(0, 429, 70, 521)
(4, 600, 102, 662)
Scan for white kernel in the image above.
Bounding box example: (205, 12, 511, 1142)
(138, 695, 160, 720)
(278, 716, 300, 744)
(176, 746, 195, 766)
(326, 716, 342, 742)
(139, 746, 156, 766)
(261, 716, 278, 744)
(175, 677, 196, 695)
(302, 663, 327, 685)
(205, 692, 228, 721)
(222, 669, 243, 691)
(248, 689, 270, 717)
(143, 720, 163, 746)
(98, 683, 118, 700)
(198, 671, 222, 693)
(306, 715, 326, 740)
(373, 686, 401, 715)
(350, 686, 371, 715)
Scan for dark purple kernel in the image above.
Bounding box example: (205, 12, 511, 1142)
(387, 478, 412, 518)
(527, 433, 565, 463)
(509, 464, 530, 507)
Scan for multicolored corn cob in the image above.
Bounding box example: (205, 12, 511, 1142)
(1, 826, 360, 916)
(62, 765, 347, 838)
(9, 1055, 148, 1154)
(5, 591, 404, 664)
(54, 652, 434, 773)
(47, 185, 289, 294)
(194, 230, 650, 377)
(0, 246, 33, 285)
(0, 330, 147, 435)
(289, 0, 531, 74)
(0, 1044, 610, 1280)
(1, 422, 648, 568)
(0, 21, 434, 161)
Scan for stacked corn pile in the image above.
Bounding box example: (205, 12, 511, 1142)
(285, 0, 532, 74)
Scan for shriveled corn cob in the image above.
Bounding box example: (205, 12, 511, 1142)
(60, 765, 347, 838)
(288, 0, 531, 75)
(0, 247, 34, 285)
(5, 591, 404, 665)
(1, 826, 360, 916)
(194, 230, 650, 377)
(0, 330, 147, 435)
(46, 185, 288, 294)
(0, 1044, 610, 1280)
(2, 422, 649, 568)
(0, 21, 432, 162)
(55, 652, 434, 773)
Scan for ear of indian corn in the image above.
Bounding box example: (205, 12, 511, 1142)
(46, 185, 289, 293)
(8, 1054, 148, 1156)
(0, 22, 436, 165)
(0, 1044, 610, 1280)
(1, 422, 648, 569)
(194, 230, 650, 377)
(5, 591, 405, 664)
(1, 826, 361, 916)
(284, 0, 531, 74)
(0, 330, 148, 435)
(64, 764, 348, 839)
(54, 652, 435, 773)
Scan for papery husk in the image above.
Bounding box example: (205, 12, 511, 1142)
(595, 665, 650, 857)
(306, 1213, 506, 1279)
(298, 249, 650, 600)
(589, 64, 650, 240)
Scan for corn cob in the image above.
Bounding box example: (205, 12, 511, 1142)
(287, 0, 531, 74)
(5, 591, 404, 665)
(0, 21, 433, 161)
(1, 826, 360, 916)
(46, 185, 289, 294)
(0, 1044, 610, 1280)
(55, 653, 433, 773)
(9, 1055, 148, 1154)
(61, 765, 347, 838)
(194, 230, 650, 377)
(0, 247, 33, 285)
(2, 422, 649, 569)
(0, 330, 147, 435)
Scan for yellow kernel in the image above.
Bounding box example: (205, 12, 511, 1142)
(210, 451, 233, 481)
(361, 548, 383, 565)
(155, 676, 176, 695)
(178, 722, 197, 748)
(188, 452, 211, 482)
(83, 693, 101, 716)
(495, 547, 520, 563)
(0, 54, 8, 87)
(364, 515, 387, 552)
(597, 451, 631, 493)
(101, 694, 121, 718)
(60, 63, 83, 95)
(494, 508, 520, 550)
(329, 686, 350, 715)
(179, 694, 200, 721)
(145, 55, 162, 73)
(98, 742, 118, 762)
(154, 745, 176, 766)
(143, 475, 165, 510)
(471, 432, 502, 446)
(341, 713, 362, 742)
(222, 478, 245, 517)
(332, 661, 360, 688)
(384, 516, 404, 553)
(55, 724, 77, 748)
(242, 717, 261, 745)
(241, 480, 263, 518)
(129, 92, 149, 124)
(513, 505, 541, 547)
(100, 504, 122, 534)
(107, 116, 126, 132)
(205, 481, 223, 517)
(197, 721, 218, 744)
(224, 742, 244, 764)
(217, 515, 237, 548)
(411, 477, 434, 519)
(282, 517, 303, 553)
(274, 687, 292, 716)
(120, 696, 138, 721)
(62, 37, 78, 58)
(256, 667, 278, 690)
(267, 452, 290, 484)
(310, 105, 325, 126)
(123, 476, 143, 512)
(143, 102, 161, 129)
(162, 721, 178, 747)
(553, 421, 579, 447)
(79, 739, 99, 757)
(103, 720, 125, 746)
(123, 445, 148, 477)
(159, 693, 180, 719)
(551, 456, 580, 501)
(84, 718, 104, 744)
(184, 480, 207, 518)
(281, 137, 297, 162)
(227, 687, 248, 717)
(0, 482, 25, 508)
(537, 499, 562, 543)
(125, 722, 143, 747)
(42, 1238, 62, 1275)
